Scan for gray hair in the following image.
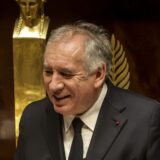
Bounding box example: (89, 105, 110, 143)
(46, 21, 112, 76)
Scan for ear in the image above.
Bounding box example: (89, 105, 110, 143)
(94, 64, 106, 88)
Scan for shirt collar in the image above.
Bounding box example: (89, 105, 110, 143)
(63, 115, 74, 133)
(63, 83, 107, 133)
(80, 83, 107, 131)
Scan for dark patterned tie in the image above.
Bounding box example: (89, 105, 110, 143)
(69, 118, 84, 160)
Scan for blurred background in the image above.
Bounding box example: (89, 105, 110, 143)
(0, 0, 160, 159)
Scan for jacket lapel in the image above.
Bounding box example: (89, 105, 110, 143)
(86, 82, 128, 160)
(41, 101, 66, 160)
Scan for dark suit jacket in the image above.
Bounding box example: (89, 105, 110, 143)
(15, 82, 160, 160)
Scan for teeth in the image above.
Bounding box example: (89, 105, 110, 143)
(54, 95, 69, 100)
(54, 96, 62, 100)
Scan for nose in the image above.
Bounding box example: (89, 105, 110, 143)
(49, 73, 64, 94)
(26, 4, 30, 14)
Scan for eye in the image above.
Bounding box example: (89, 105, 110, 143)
(43, 69, 53, 76)
(58, 68, 75, 79)
(29, 2, 37, 7)
(20, 2, 26, 7)
(60, 72, 74, 79)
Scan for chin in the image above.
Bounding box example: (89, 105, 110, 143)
(53, 106, 73, 116)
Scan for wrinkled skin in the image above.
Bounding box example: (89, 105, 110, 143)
(43, 34, 106, 116)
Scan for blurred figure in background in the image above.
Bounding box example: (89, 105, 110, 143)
(13, 0, 49, 38)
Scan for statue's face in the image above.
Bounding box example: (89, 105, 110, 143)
(19, 0, 42, 27)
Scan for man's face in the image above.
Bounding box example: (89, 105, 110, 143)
(19, 0, 41, 27)
(43, 35, 102, 116)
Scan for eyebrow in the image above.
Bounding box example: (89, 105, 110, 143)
(43, 65, 75, 73)
(59, 68, 75, 74)
(43, 65, 51, 70)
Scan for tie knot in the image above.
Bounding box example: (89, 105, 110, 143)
(72, 118, 83, 133)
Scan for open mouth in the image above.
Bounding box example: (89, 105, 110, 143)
(53, 95, 70, 101)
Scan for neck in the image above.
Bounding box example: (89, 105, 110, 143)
(24, 17, 41, 27)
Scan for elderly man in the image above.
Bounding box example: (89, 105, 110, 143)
(15, 22, 160, 160)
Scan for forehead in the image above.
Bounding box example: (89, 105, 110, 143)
(44, 36, 88, 67)
(47, 34, 87, 55)
(19, 0, 40, 3)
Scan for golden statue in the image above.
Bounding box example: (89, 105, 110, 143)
(13, 0, 49, 38)
(13, 0, 50, 139)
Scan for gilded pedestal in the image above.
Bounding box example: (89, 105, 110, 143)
(13, 17, 49, 139)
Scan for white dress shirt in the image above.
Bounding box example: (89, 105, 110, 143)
(63, 84, 107, 159)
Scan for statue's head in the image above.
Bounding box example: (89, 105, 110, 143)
(16, 0, 47, 27)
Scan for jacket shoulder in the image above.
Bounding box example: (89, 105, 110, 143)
(20, 97, 53, 121)
(107, 81, 160, 110)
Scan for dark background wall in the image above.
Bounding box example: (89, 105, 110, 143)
(0, 0, 160, 159)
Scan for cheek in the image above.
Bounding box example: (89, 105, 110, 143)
(73, 85, 91, 102)
(79, 83, 95, 100)
(21, 9, 26, 16)
(43, 77, 50, 89)
(31, 7, 39, 17)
